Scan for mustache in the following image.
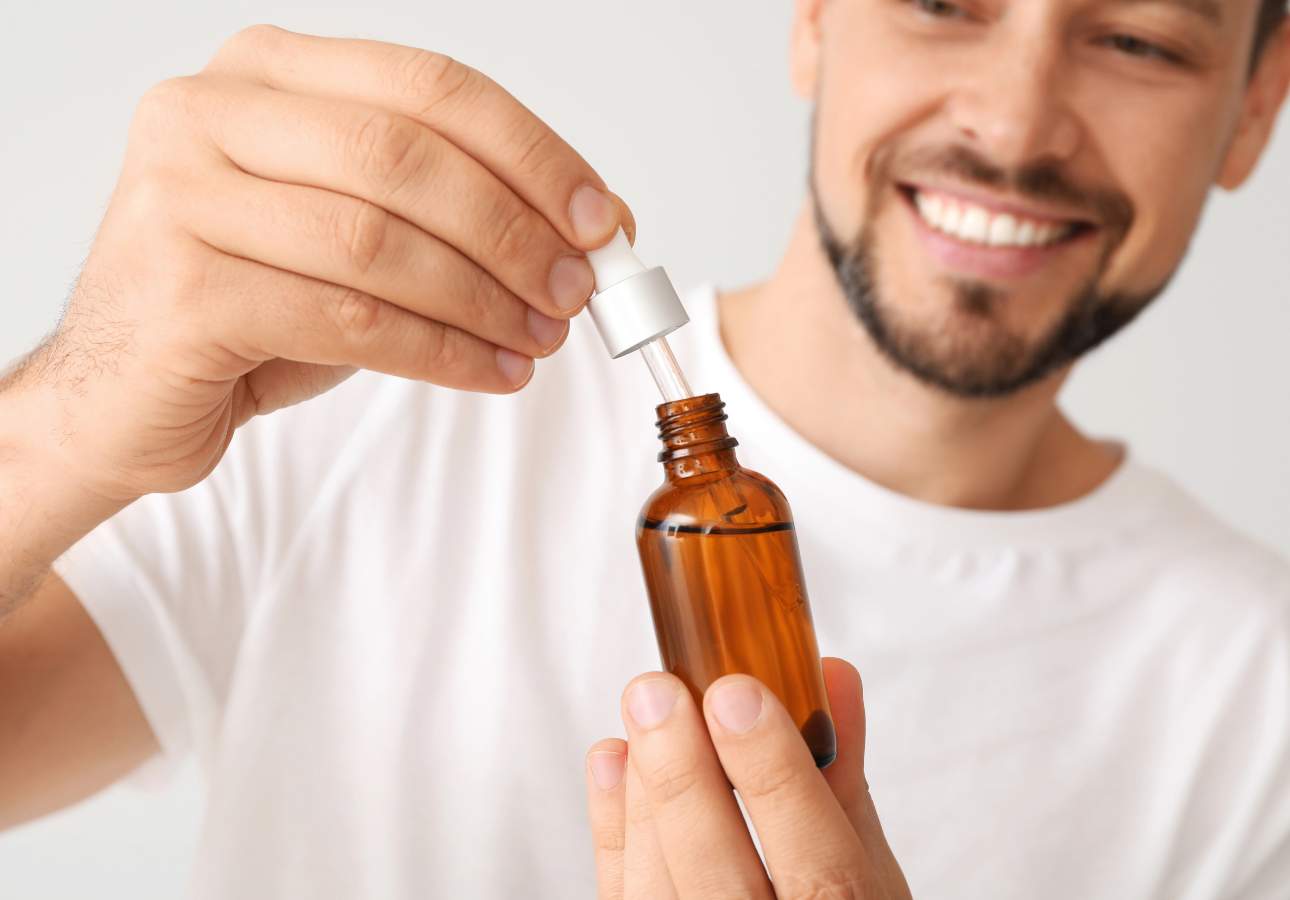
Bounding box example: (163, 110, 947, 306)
(886, 144, 1134, 232)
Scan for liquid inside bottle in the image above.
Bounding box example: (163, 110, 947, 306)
(635, 393, 836, 767)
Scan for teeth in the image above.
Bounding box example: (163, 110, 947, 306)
(987, 213, 1017, 247)
(942, 202, 962, 235)
(914, 190, 1073, 248)
(961, 207, 989, 243)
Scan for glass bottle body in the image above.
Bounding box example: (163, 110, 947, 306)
(635, 394, 836, 767)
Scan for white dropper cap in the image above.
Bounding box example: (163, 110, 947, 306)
(585, 230, 689, 359)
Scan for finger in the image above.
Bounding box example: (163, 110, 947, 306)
(609, 192, 637, 247)
(621, 674, 772, 899)
(206, 26, 628, 251)
(704, 674, 874, 897)
(187, 76, 595, 319)
(819, 659, 912, 896)
(623, 754, 679, 900)
(173, 165, 570, 364)
(189, 242, 533, 393)
(586, 738, 628, 900)
(818, 657, 868, 829)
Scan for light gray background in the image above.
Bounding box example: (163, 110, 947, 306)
(2, 1, 1287, 896)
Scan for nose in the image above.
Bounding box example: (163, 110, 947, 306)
(945, 37, 1083, 168)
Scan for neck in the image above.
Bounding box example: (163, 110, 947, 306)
(717, 201, 1121, 511)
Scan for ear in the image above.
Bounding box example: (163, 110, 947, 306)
(790, 0, 828, 99)
(1217, 21, 1290, 190)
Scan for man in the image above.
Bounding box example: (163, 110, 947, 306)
(2, 0, 1288, 895)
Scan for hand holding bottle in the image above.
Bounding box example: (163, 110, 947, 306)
(584, 658, 912, 899)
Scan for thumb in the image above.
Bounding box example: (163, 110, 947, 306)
(234, 360, 358, 426)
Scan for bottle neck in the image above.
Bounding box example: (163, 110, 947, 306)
(655, 393, 740, 480)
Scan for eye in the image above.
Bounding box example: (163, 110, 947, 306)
(910, 0, 968, 19)
(1102, 33, 1184, 65)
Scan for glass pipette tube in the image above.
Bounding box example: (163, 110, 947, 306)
(639, 335, 693, 403)
(640, 338, 754, 524)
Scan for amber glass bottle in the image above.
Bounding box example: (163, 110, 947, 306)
(635, 393, 836, 767)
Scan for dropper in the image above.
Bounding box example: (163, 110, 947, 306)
(584, 227, 749, 521)
(585, 230, 693, 402)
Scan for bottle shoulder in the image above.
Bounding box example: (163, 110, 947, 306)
(639, 466, 793, 528)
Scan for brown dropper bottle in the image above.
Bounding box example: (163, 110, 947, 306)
(635, 393, 836, 767)
(582, 230, 834, 765)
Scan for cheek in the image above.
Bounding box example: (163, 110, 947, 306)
(812, 21, 955, 234)
(1073, 83, 1237, 291)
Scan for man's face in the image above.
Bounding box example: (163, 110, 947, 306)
(800, 0, 1272, 396)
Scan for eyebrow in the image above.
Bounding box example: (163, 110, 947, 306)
(1112, 0, 1224, 27)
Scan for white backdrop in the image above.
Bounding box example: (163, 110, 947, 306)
(2, 1, 1287, 896)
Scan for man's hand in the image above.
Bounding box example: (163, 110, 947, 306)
(585, 658, 911, 899)
(6, 24, 631, 512)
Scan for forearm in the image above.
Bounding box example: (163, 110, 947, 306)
(0, 364, 157, 830)
(0, 370, 128, 620)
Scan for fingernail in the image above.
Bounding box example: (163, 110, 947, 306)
(610, 192, 637, 246)
(626, 678, 678, 730)
(569, 184, 617, 246)
(526, 307, 568, 353)
(709, 680, 764, 735)
(548, 254, 595, 312)
(495, 348, 534, 388)
(587, 751, 625, 791)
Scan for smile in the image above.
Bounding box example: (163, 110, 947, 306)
(898, 186, 1098, 280)
(903, 186, 1095, 250)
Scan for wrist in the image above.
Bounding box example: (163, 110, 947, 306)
(0, 379, 131, 611)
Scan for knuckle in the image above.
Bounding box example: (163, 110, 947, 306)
(221, 23, 283, 58)
(206, 24, 291, 78)
(736, 756, 804, 802)
(456, 277, 498, 332)
(419, 322, 464, 375)
(333, 199, 392, 275)
(394, 49, 482, 115)
(640, 756, 701, 805)
(510, 120, 557, 175)
(590, 824, 626, 854)
(624, 786, 654, 828)
(128, 78, 205, 166)
(349, 111, 428, 197)
(135, 76, 201, 123)
(328, 287, 384, 338)
(777, 870, 870, 900)
(486, 199, 537, 264)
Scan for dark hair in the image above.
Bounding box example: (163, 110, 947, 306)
(1254, 0, 1288, 68)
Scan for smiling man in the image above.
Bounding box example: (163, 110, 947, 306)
(1, 1, 1289, 898)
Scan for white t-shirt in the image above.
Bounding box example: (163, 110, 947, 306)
(53, 284, 1290, 899)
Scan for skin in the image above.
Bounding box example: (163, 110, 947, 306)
(585, 660, 911, 899)
(587, 0, 1290, 894)
(0, 0, 1287, 890)
(715, 0, 1290, 512)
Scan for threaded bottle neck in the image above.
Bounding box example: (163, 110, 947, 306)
(655, 393, 739, 472)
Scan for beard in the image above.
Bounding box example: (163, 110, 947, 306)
(811, 137, 1170, 399)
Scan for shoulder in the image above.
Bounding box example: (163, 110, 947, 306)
(1125, 461, 1290, 657)
(1134, 486, 1290, 898)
